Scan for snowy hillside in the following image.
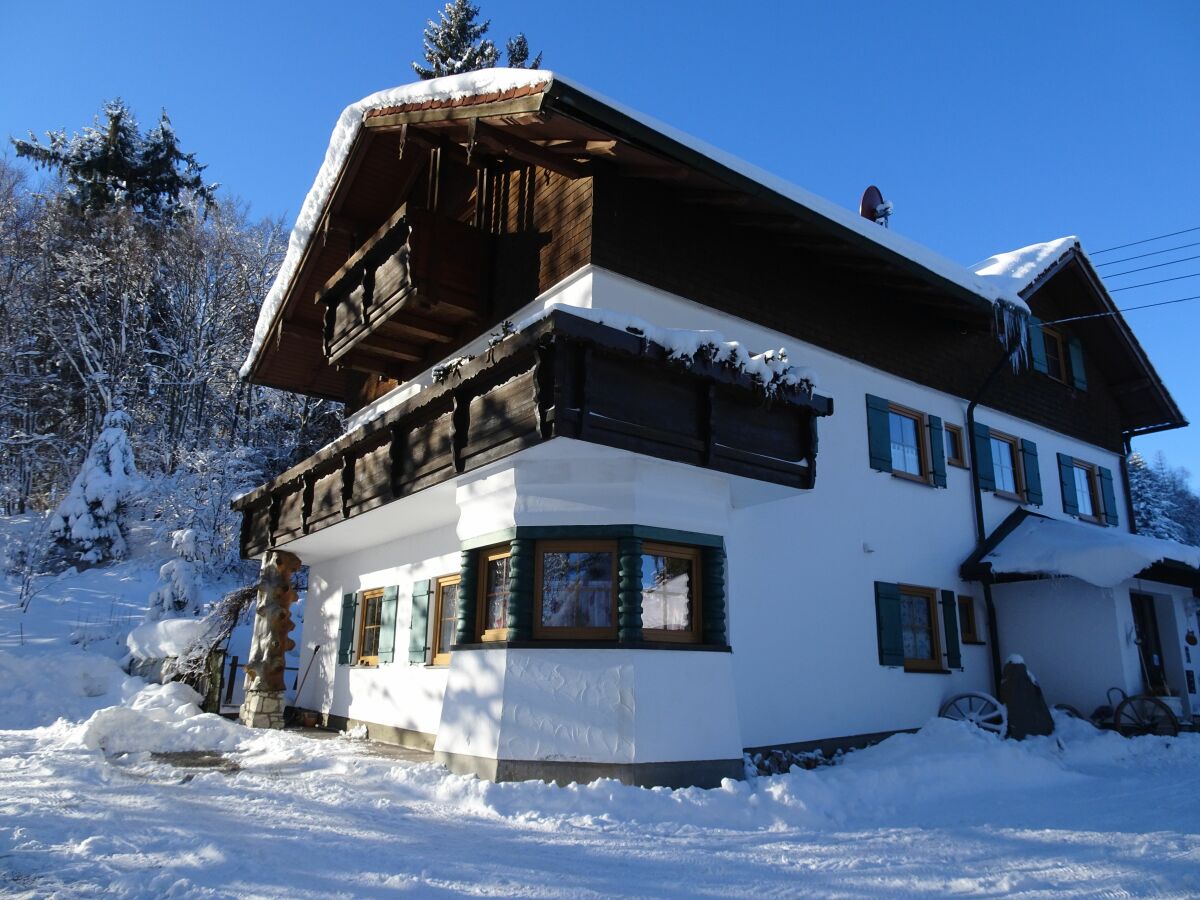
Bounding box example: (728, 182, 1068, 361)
(3, 515, 1200, 896)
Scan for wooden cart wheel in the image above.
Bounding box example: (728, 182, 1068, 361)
(939, 692, 1008, 738)
(1113, 695, 1179, 737)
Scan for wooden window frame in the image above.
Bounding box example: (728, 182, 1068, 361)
(988, 430, 1025, 501)
(958, 595, 984, 644)
(899, 584, 943, 673)
(1041, 326, 1069, 384)
(355, 587, 385, 667)
(476, 546, 513, 643)
(640, 542, 703, 644)
(1070, 459, 1103, 524)
(887, 403, 929, 484)
(431, 574, 461, 666)
(533, 539, 619, 640)
(944, 423, 967, 468)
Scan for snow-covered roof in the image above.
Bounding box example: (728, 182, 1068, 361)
(240, 70, 1029, 379)
(979, 512, 1200, 588)
(971, 237, 1080, 298)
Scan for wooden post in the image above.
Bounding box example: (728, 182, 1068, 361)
(701, 547, 728, 646)
(239, 549, 301, 729)
(618, 536, 644, 643)
(455, 548, 479, 645)
(507, 536, 533, 641)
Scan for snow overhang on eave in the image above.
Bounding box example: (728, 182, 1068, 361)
(961, 508, 1200, 591)
(240, 70, 1029, 388)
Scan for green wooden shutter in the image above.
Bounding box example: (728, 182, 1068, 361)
(408, 579, 432, 664)
(1028, 317, 1049, 374)
(1067, 337, 1088, 390)
(972, 422, 995, 492)
(337, 592, 358, 665)
(940, 590, 962, 669)
(865, 395, 893, 473)
(1057, 453, 1079, 516)
(928, 415, 947, 488)
(1098, 466, 1119, 526)
(1020, 439, 1043, 506)
(874, 582, 905, 667)
(377, 585, 399, 664)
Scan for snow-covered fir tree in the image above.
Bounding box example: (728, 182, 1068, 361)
(1128, 452, 1187, 542)
(505, 33, 542, 69)
(412, 1, 542, 79)
(11, 99, 215, 220)
(146, 528, 202, 621)
(49, 409, 143, 564)
(412, 1, 499, 79)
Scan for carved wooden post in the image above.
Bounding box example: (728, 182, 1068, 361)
(240, 549, 301, 729)
(618, 536, 644, 643)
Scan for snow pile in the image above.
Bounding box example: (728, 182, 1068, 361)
(0, 649, 142, 729)
(125, 617, 210, 660)
(243, 70, 1029, 379)
(983, 513, 1200, 587)
(48, 410, 144, 563)
(972, 236, 1079, 296)
(72, 680, 244, 755)
(239, 69, 552, 377)
(344, 303, 820, 435)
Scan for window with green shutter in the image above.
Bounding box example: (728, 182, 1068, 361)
(1057, 456, 1116, 525)
(337, 592, 358, 666)
(409, 580, 433, 664)
(876, 582, 959, 673)
(940, 590, 961, 669)
(865, 395, 948, 488)
(377, 586, 399, 664)
(1020, 439, 1043, 506)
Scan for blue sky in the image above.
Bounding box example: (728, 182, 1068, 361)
(4, 1, 1198, 476)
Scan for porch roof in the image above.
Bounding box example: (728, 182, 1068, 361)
(961, 508, 1200, 590)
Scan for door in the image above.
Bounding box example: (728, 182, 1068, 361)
(1130, 592, 1169, 695)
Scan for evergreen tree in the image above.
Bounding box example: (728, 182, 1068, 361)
(11, 99, 215, 220)
(412, 1, 499, 79)
(505, 33, 542, 69)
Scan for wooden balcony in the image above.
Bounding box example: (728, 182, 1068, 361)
(234, 310, 833, 559)
(318, 207, 488, 378)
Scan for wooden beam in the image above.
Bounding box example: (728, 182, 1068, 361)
(471, 120, 589, 179)
(364, 94, 547, 129)
(377, 312, 457, 343)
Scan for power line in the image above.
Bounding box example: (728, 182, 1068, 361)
(1091, 225, 1200, 255)
(1045, 294, 1200, 326)
(1108, 271, 1200, 292)
(1094, 240, 1200, 268)
(1102, 252, 1200, 279)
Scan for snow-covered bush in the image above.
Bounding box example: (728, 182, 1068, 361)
(49, 409, 143, 565)
(146, 529, 201, 621)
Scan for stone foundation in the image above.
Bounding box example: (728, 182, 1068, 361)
(240, 690, 286, 729)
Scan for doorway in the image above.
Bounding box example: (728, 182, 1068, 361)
(1130, 592, 1169, 696)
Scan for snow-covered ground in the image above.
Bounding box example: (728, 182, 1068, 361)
(3, 516, 1200, 897)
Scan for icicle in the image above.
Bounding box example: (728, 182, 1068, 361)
(993, 300, 1030, 373)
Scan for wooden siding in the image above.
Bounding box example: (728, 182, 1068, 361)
(591, 174, 1127, 453)
(236, 311, 831, 559)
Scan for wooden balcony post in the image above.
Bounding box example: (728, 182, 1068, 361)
(240, 548, 302, 729)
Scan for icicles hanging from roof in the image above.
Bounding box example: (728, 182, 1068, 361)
(993, 299, 1031, 372)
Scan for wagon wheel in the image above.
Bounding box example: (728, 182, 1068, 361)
(1113, 695, 1179, 737)
(939, 692, 1008, 738)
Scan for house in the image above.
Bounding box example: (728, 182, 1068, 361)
(233, 70, 1198, 787)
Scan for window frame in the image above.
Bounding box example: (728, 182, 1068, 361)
(944, 423, 967, 468)
(533, 539, 619, 640)
(887, 402, 929, 484)
(988, 430, 1025, 501)
(958, 595, 983, 644)
(1070, 459, 1103, 524)
(1041, 326, 1069, 384)
(640, 542, 703, 644)
(476, 546, 513, 643)
(431, 574, 461, 666)
(899, 584, 943, 673)
(355, 587, 385, 667)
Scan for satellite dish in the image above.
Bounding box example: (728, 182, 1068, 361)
(859, 185, 893, 227)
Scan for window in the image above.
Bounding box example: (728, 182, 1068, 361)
(356, 588, 384, 666)
(478, 548, 512, 641)
(431, 575, 460, 665)
(958, 595, 982, 644)
(944, 423, 966, 468)
(1042, 327, 1068, 383)
(640, 543, 701, 643)
(888, 406, 925, 479)
(1073, 462, 1100, 521)
(899, 585, 942, 672)
(989, 432, 1022, 498)
(534, 540, 617, 638)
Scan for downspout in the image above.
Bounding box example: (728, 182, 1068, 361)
(1120, 431, 1138, 534)
(966, 348, 1021, 698)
